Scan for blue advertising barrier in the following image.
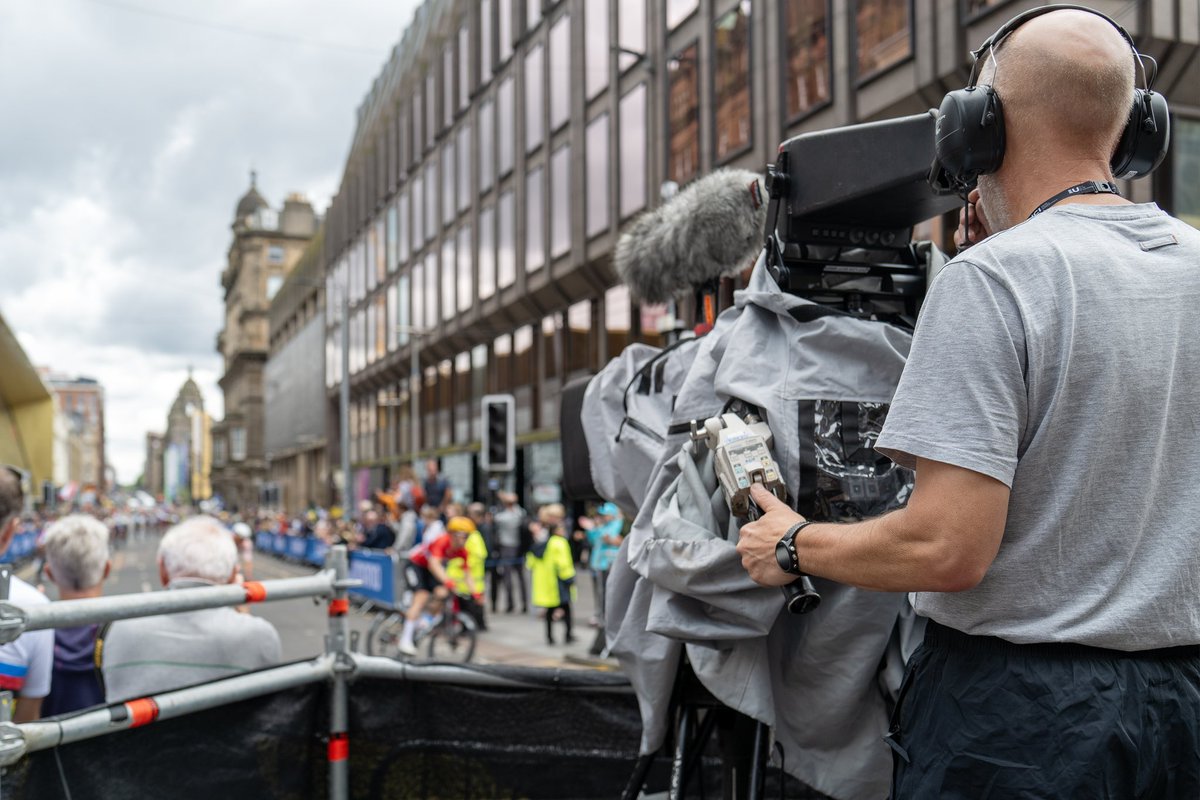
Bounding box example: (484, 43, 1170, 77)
(255, 532, 272, 552)
(306, 539, 329, 567)
(347, 550, 397, 608)
(272, 533, 287, 556)
(287, 536, 308, 560)
(0, 531, 37, 563)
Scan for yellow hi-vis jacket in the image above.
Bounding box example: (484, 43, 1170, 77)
(446, 530, 487, 591)
(526, 534, 576, 608)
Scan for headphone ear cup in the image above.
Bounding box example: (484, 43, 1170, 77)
(1111, 89, 1171, 179)
(934, 86, 1005, 188)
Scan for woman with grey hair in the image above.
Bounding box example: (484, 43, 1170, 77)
(41, 514, 111, 716)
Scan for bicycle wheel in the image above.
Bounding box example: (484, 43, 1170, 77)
(366, 612, 406, 659)
(425, 612, 477, 662)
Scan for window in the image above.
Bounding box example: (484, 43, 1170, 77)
(230, 427, 247, 462)
(666, 0, 698, 29)
(425, 252, 438, 330)
(525, 44, 544, 153)
(498, 0, 514, 63)
(376, 294, 387, 360)
(397, 273, 410, 346)
(856, 0, 911, 77)
(213, 437, 227, 466)
(444, 47, 455, 128)
(397, 191, 410, 265)
(964, 0, 1005, 15)
(550, 145, 571, 258)
(566, 299, 594, 373)
(459, 26, 471, 109)
(442, 238, 456, 321)
(1176, 119, 1200, 229)
(668, 43, 700, 184)
(268, 245, 285, 264)
(413, 88, 424, 155)
(443, 141, 456, 225)
(471, 345, 488, 439)
(412, 174, 425, 247)
(387, 203, 399, 271)
(784, 0, 831, 118)
(714, 4, 753, 161)
(424, 160, 437, 242)
(526, 166, 545, 271)
(513, 325, 535, 431)
(479, 99, 495, 192)
(375, 218, 387, 282)
(412, 262, 424, 330)
(388, 282, 399, 351)
(617, 0, 645, 71)
(584, 0, 609, 99)
(454, 351, 472, 443)
(549, 15, 571, 131)
(457, 225, 473, 312)
(619, 83, 647, 218)
(493, 333, 513, 392)
(541, 314, 562, 425)
(605, 284, 631, 355)
(457, 124, 472, 212)
(425, 73, 436, 144)
(498, 77, 515, 177)
(527, 0, 542, 29)
(479, 205, 496, 299)
(266, 274, 284, 300)
(481, 0, 494, 82)
(366, 225, 378, 291)
(586, 113, 610, 237)
(498, 191, 516, 288)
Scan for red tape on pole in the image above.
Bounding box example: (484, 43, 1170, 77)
(243, 582, 268, 603)
(124, 698, 160, 728)
(328, 598, 349, 617)
(328, 733, 349, 762)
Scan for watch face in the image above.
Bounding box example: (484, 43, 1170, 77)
(775, 539, 794, 574)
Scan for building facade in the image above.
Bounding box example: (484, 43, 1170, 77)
(212, 176, 317, 511)
(0, 312, 54, 495)
(143, 432, 165, 498)
(42, 371, 106, 496)
(265, 231, 330, 513)
(317, 0, 1197, 508)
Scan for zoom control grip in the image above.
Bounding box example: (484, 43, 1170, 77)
(783, 577, 821, 615)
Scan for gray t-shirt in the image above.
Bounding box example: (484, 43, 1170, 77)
(103, 579, 283, 701)
(876, 203, 1200, 650)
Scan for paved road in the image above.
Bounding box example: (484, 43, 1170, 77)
(22, 527, 614, 669)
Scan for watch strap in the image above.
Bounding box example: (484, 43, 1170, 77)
(779, 520, 816, 575)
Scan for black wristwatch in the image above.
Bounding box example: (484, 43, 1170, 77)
(775, 520, 816, 576)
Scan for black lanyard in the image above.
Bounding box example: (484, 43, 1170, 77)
(1029, 180, 1121, 218)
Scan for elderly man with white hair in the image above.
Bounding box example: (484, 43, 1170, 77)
(41, 514, 111, 715)
(102, 516, 282, 701)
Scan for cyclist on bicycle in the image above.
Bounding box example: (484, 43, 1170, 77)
(398, 516, 481, 656)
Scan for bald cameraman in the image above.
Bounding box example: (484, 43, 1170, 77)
(737, 7, 1199, 798)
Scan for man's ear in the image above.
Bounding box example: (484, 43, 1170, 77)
(158, 559, 169, 588)
(0, 517, 18, 553)
(102, 560, 112, 581)
(43, 562, 56, 585)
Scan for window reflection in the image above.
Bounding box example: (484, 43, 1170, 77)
(498, 190, 516, 288)
(714, 4, 752, 161)
(441, 238, 455, 321)
(479, 99, 494, 192)
(498, 77, 515, 176)
(498, 0, 514, 64)
(457, 225, 473, 313)
(458, 26, 470, 110)
(425, 251, 438, 328)
(1175, 119, 1200, 229)
(526, 167, 545, 271)
(584, 0, 609, 99)
(550, 145, 571, 258)
(424, 160, 437, 242)
(541, 314, 561, 427)
(479, 205, 496, 299)
(481, 0, 494, 83)
(412, 262, 424, 330)
(666, 0, 699, 30)
(619, 84, 647, 218)
(457, 124, 471, 212)
(513, 325, 534, 431)
(856, 0, 911, 77)
(443, 47, 455, 129)
(668, 43, 700, 185)
(785, 0, 830, 118)
(605, 284, 631, 356)
(549, 15, 571, 131)
(526, 44, 544, 153)
(493, 333, 512, 393)
(566, 299, 594, 374)
(617, 0, 645, 71)
(454, 351, 471, 443)
(442, 141, 456, 226)
(586, 113, 610, 237)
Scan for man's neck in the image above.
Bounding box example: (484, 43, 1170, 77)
(1001, 161, 1131, 223)
(57, 586, 103, 601)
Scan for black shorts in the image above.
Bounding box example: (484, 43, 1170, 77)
(404, 563, 440, 593)
(888, 620, 1200, 799)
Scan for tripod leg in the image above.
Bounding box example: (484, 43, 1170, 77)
(621, 753, 657, 800)
(747, 721, 769, 800)
(670, 708, 693, 800)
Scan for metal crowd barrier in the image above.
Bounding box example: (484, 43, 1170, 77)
(0, 545, 636, 799)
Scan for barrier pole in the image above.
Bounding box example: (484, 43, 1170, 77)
(0, 571, 338, 643)
(0, 657, 334, 766)
(352, 654, 637, 693)
(325, 545, 352, 800)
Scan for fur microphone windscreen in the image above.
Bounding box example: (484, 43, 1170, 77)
(614, 169, 767, 304)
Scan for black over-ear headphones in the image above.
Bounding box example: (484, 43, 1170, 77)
(932, 3, 1170, 194)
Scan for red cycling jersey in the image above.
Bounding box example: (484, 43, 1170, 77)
(408, 533, 468, 570)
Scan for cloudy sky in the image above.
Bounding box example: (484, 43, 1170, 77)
(0, 0, 421, 484)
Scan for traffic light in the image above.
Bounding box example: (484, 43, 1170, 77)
(480, 394, 515, 472)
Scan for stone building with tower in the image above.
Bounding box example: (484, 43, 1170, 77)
(211, 175, 317, 511)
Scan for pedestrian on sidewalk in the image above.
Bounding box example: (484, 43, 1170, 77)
(526, 519, 576, 645)
(492, 492, 528, 613)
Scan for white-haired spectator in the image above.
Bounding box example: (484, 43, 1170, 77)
(41, 514, 111, 715)
(102, 516, 282, 701)
(0, 468, 53, 722)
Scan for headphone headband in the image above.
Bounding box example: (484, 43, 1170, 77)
(967, 3, 1143, 88)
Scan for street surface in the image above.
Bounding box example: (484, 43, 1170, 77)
(22, 527, 612, 669)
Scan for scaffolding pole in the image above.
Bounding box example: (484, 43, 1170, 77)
(0, 571, 339, 644)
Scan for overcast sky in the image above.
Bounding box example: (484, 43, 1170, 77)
(0, 0, 421, 484)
